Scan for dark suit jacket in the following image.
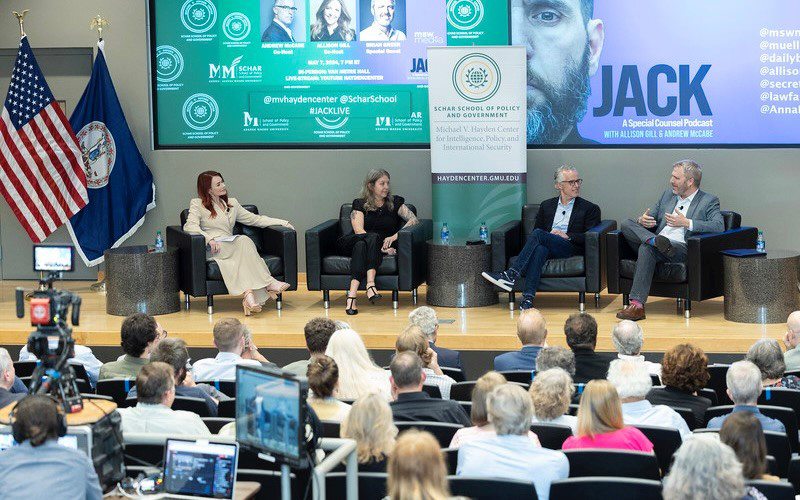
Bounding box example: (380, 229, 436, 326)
(572, 347, 616, 384)
(430, 342, 463, 373)
(534, 196, 601, 251)
(649, 189, 724, 239)
(261, 21, 293, 42)
(494, 345, 542, 372)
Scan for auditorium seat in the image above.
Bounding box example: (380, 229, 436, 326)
(698, 387, 719, 406)
(563, 449, 661, 480)
(326, 472, 387, 500)
(744, 479, 795, 500)
(394, 422, 463, 448)
(320, 420, 341, 439)
(530, 423, 572, 450)
(450, 381, 476, 402)
(442, 447, 458, 475)
(498, 370, 534, 384)
(696, 428, 791, 478)
(705, 364, 732, 405)
(421, 384, 443, 399)
(441, 366, 466, 383)
(171, 395, 212, 417)
(667, 406, 696, 430)
(96, 378, 136, 406)
(550, 477, 662, 500)
(757, 388, 800, 427)
(237, 469, 298, 500)
(704, 405, 799, 453)
(447, 476, 538, 500)
(458, 401, 472, 416)
(218, 398, 236, 418)
(12, 361, 37, 377)
(196, 379, 236, 398)
(788, 456, 800, 493)
(634, 425, 682, 475)
(201, 417, 233, 434)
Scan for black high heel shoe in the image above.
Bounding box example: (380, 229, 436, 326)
(346, 295, 358, 315)
(366, 284, 382, 304)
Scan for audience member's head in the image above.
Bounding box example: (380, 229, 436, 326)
(212, 318, 248, 354)
(611, 320, 644, 356)
(788, 311, 800, 336)
(341, 393, 397, 464)
(536, 346, 576, 376)
(469, 371, 507, 427)
(307, 355, 339, 399)
(136, 362, 176, 406)
(396, 325, 433, 367)
(745, 338, 786, 381)
(333, 320, 351, 331)
(530, 368, 574, 421)
(0, 348, 15, 390)
(11, 395, 63, 447)
(576, 379, 624, 438)
(303, 318, 336, 356)
(390, 352, 425, 393)
(660, 343, 709, 393)
(387, 429, 450, 500)
(325, 329, 385, 399)
(726, 360, 763, 405)
(150, 337, 190, 385)
(408, 306, 439, 341)
(607, 358, 651, 402)
(487, 384, 533, 436)
(121, 313, 161, 358)
(517, 308, 548, 346)
(663, 435, 745, 500)
(720, 411, 769, 480)
(564, 313, 598, 351)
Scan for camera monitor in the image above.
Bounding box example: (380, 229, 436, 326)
(235, 364, 308, 468)
(33, 245, 74, 272)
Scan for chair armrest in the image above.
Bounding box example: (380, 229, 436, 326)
(398, 219, 433, 290)
(584, 220, 617, 293)
(305, 219, 339, 290)
(687, 226, 758, 300)
(166, 225, 207, 296)
(490, 220, 522, 271)
(260, 225, 297, 290)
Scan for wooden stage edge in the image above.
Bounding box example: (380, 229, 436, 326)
(0, 278, 789, 354)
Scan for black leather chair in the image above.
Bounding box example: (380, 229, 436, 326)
(394, 422, 463, 448)
(550, 477, 662, 500)
(490, 204, 616, 311)
(305, 203, 431, 309)
(634, 425, 682, 475)
(607, 211, 757, 318)
(563, 449, 661, 480)
(447, 476, 538, 500)
(167, 204, 297, 313)
(530, 423, 572, 450)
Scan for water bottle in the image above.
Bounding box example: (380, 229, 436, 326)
(155, 230, 165, 252)
(756, 230, 765, 253)
(479, 222, 488, 242)
(440, 223, 450, 244)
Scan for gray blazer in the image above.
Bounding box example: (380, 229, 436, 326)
(650, 189, 724, 240)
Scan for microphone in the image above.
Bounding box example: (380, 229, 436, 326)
(562, 210, 566, 215)
(679, 205, 684, 211)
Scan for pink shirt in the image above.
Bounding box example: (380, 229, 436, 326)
(562, 426, 653, 452)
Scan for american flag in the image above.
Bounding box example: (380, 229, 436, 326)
(0, 36, 88, 242)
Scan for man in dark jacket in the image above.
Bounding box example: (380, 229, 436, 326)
(564, 313, 615, 384)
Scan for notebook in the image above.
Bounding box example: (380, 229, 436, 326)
(160, 438, 239, 500)
(720, 249, 767, 258)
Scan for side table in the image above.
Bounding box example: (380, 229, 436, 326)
(426, 240, 498, 307)
(105, 245, 180, 316)
(723, 249, 800, 323)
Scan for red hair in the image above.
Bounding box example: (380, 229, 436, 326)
(196, 170, 230, 218)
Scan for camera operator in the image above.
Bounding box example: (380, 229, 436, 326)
(0, 349, 26, 409)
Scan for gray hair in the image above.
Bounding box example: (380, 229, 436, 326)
(607, 359, 652, 400)
(334, 320, 351, 331)
(487, 384, 532, 436)
(673, 159, 702, 188)
(390, 351, 423, 389)
(611, 320, 644, 356)
(530, 368, 574, 420)
(554, 165, 578, 183)
(536, 346, 576, 377)
(726, 360, 763, 404)
(408, 307, 438, 338)
(745, 339, 786, 380)
(0, 348, 12, 373)
(663, 435, 744, 500)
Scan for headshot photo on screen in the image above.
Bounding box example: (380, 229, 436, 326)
(261, 0, 307, 43)
(359, 0, 406, 41)
(310, 0, 358, 42)
(510, 0, 604, 145)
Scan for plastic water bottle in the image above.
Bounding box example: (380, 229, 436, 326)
(479, 222, 488, 242)
(155, 230, 165, 252)
(756, 231, 765, 253)
(440, 223, 450, 244)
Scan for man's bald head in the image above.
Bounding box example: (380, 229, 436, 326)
(788, 311, 800, 333)
(517, 309, 547, 346)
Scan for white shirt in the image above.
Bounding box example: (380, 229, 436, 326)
(531, 414, 578, 434)
(117, 403, 211, 436)
(192, 352, 261, 381)
(551, 197, 575, 233)
(658, 190, 697, 243)
(423, 368, 456, 400)
(621, 400, 691, 438)
(359, 23, 406, 41)
(19, 344, 102, 386)
(617, 354, 662, 381)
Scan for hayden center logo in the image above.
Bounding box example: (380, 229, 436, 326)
(181, 0, 217, 33)
(77, 121, 116, 189)
(447, 0, 484, 31)
(223, 12, 251, 41)
(452, 53, 501, 103)
(182, 93, 220, 131)
(155, 45, 184, 83)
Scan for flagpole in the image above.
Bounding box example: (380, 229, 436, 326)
(12, 10, 28, 38)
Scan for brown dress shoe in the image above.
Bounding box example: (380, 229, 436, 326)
(616, 304, 646, 321)
(654, 235, 677, 257)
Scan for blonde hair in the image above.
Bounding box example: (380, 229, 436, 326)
(576, 379, 625, 438)
(341, 393, 397, 463)
(387, 430, 450, 500)
(325, 329, 387, 399)
(396, 325, 433, 366)
(530, 368, 575, 420)
(470, 371, 506, 426)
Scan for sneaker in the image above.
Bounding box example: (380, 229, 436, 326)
(481, 270, 516, 292)
(519, 297, 535, 310)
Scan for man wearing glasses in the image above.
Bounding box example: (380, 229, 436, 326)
(262, 0, 297, 42)
(482, 165, 600, 310)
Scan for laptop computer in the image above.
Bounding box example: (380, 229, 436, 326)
(160, 438, 239, 500)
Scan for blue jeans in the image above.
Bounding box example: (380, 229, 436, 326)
(511, 228, 575, 297)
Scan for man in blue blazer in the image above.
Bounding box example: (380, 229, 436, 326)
(494, 309, 547, 372)
(617, 160, 724, 321)
(408, 306, 464, 376)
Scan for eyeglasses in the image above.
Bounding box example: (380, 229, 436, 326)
(275, 5, 298, 11)
(158, 329, 168, 339)
(560, 179, 583, 187)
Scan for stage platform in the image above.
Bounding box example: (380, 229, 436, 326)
(0, 278, 786, 355)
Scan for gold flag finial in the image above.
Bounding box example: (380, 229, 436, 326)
(89, 14, 108, 40)
(12, 10, 29, 38)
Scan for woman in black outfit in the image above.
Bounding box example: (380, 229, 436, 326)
(646, 343, 712, 429)
(337, 169, 418, 314)
(310, 0, 356, 42)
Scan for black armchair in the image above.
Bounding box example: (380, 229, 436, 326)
(607, 211, 757, 318)
(305, 204, 432, 309)
(490, 204, 617, 311)
(166, 204, 297, 314)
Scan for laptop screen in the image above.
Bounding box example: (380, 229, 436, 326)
(163, 438, 238, 499)
(0, 431, 79, 452)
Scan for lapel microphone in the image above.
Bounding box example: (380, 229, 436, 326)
(562, 210, 566, 215)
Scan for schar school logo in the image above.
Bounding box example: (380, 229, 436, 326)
(452, 53, 501, 103)
(77, 121, 116, 189)
(223, 12, 251, 41)
(155, 45, 184, 83)
(447, 0, 484, 31)
(181, 0, 217, 33)
(182, 94, 220, 130)
(315, 116, 349, 130)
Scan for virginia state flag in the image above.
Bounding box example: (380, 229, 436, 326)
(67, 41, 155, 266)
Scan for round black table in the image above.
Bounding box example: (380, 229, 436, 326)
(426, 240, 498, 307)
(105, 245, 180, 316)
(723, 249, 800, 323)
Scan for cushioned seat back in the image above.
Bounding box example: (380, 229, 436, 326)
(721, 210, 740, 231)
(180, 204, 264, 253)
(338, 203, 418, 237)
(521, 204, 540, 240)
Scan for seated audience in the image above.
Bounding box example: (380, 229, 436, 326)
(530, 368, 578, 432)
(388, 430, 452, 500)
(607, 359, 690, 438)
(389, 352, 470, 426)
(611, 320, 661, 380)
(646, 343, 711, 429)
(0, 395, 102, 499)
(0, 348, 25, 409)
(99, 313, 165, 380)
(706, 360, 785, 433)
(282, 317, 336, 377)
(720, 411, 780, 482)
(19, 334, 102, 387)
(117, 362, 210, 436)
(192, 318, 270, 381)
(782, 311, 800, 371)
(450, 371, 539, 448)
(341, 393, 398, 472)
(562, 379, 654, 452)
(536, 346, 576, 377)
(746, 338, 800, 389)
(494, 309, 548, 372)
(396, 325, 456, 399)
(307, 355, 351, 422)
(457, 384, 568, 500)
(408, 306, 463, 373)
(564, 313, 615, 383)
(325, 328, 391, 400)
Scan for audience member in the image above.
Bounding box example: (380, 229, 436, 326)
(0, 395, 102, 500)
(746, 338, 800, 389)
(325, 328, 391, 400)
(782, 311, 800, 371)
(192, 318, 270, 381)
(564, 313, 615, 383)
(408, 306, 463, 373)
(562, 379, 654, 452)
(387, 430, 450, 500)
(457, 384, 567, 500)
(341, 393, 397, 472)
(530, 368, 578, 433)
(307, 355, 351, 422)
(536, 346, 576, 377)
(706, 360, 785, 433)
(389, 352, 470, 426)
(611, 320, 661, 379)
(18, 333, 102, 386)
(396, 325, 456, 399)
(282, 318, 336, 377)
(99, 313, 165, 380)
(646, 343, 711, 429)
(720, 411, 780, 481)
(117, 362, 210, 436)
(0, 348, 25, 409)
(494, 309, 548, 372)
(607, 359, 690, 438)
(334, 320, 351, 331)
(450, 372, 539, 448)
